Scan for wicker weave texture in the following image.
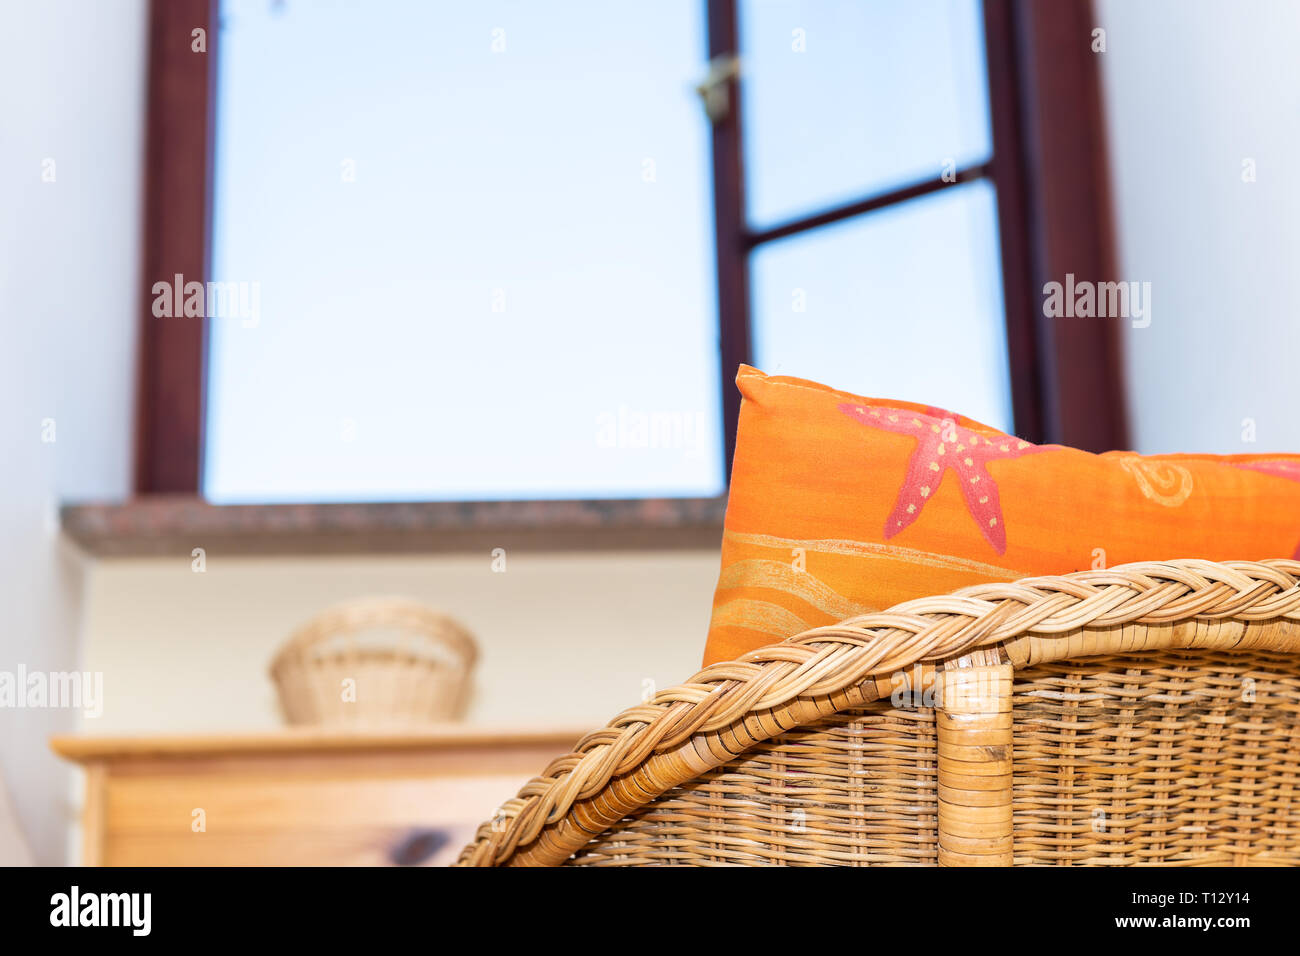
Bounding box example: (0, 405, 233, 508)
(560, 649, 1300, 865)
(270, 598, 478, 726)
(570, 705, 938, 866)
(1011, 649, 1300, 866)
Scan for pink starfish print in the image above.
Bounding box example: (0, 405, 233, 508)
(839, 403, 1048, 555)
(1230, 460, 1300, 558)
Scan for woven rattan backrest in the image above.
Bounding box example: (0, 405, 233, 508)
(1011, 648, 1300, 865)
(568, 701, 939, 866)
(562, 648, 1300, 866)
(458, 561, 1300, 866)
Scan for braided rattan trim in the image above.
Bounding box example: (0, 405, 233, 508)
(456, 559, 1300, 866)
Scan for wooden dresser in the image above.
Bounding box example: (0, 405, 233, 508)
(51, 726, 583, 866)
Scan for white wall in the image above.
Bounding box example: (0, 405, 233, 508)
(1097, 0, 1300, 454)
(82, 550, 720, 733)
(0, 0, 146, 863)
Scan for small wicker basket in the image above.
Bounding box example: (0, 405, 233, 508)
(270, 598, 478, 727)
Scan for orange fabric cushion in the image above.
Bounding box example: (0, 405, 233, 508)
(703, 366, 1300, 666)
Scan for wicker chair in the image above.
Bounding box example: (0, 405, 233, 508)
(458, 559, 1300, 866)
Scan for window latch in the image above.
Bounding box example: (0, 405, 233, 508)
(694, 54, 740, 124)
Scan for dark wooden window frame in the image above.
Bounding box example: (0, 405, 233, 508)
(90, 0, 1124, 554)
(135, 0, 218, 495)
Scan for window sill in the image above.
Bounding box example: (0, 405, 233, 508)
(60, 496, 728, 558)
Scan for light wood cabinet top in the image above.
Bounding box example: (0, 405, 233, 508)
(51, 724, 587, 761)
(51, 724, 588, 866)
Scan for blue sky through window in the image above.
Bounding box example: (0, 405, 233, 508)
(207, 0, 723, 502)
(205, 0, 1007, 503)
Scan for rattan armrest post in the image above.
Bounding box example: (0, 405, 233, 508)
(936, 662, 1014, 865)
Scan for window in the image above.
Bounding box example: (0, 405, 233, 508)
(749, 181, 1011, 429)
(741, 0, 992, 226)
(206, 0, 723, 503)
(738, 0, 1011, 430)
(133, 0, 1126, 511)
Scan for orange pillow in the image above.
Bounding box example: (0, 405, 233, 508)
(704, 366, 1300, 665)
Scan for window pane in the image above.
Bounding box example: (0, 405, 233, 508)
(206, 0, 722, 503)
(750, 180, 1013, 432)
(740, 0, 992, 227)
